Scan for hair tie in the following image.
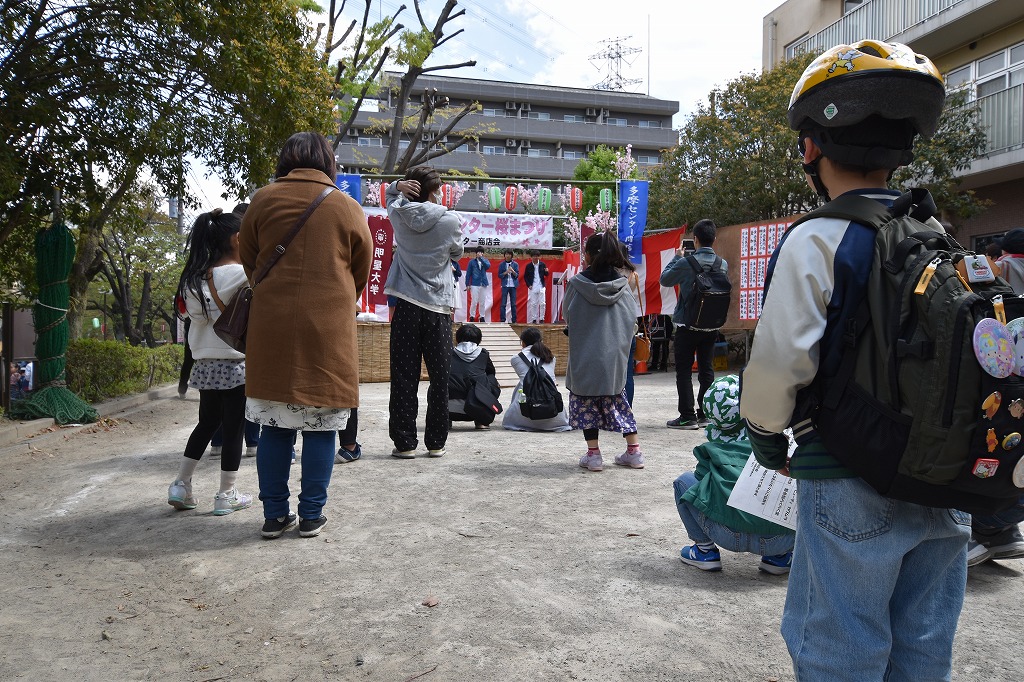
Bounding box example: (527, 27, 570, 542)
(209, 208, 224, 218)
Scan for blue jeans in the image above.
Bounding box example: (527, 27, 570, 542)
(500, 286, 517, 322)
(673, 472, 794, 556)
(257, 426, 336, 521)
(782, 477, 969, 682)
(971, 494, 1024, 532)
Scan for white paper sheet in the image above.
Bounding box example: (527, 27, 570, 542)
(727, 455, 799, 531)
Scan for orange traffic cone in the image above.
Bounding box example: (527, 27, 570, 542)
(635, 359, 650, 375)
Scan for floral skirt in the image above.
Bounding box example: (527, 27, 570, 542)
(189, 358, 245, 391)
(568, 390, 637, 433)
(245, 398, 350, 431)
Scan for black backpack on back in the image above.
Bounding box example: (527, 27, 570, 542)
(794, 189, 1021, 515)
(518, 352, 563, 420)
(681, 255, 732, 331)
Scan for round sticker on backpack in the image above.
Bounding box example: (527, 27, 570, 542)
(974, 318, 1015, 379)
(1006, 317, 1024, 375)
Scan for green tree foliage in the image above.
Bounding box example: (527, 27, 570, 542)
(649, 54, 989, 231)
(2, 0, 333, 337)
(571, 145, 621, 217)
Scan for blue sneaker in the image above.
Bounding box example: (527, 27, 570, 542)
(336, 442, 362, 464)
(759, 552, 793, 575)
(679, 544, 722, 571)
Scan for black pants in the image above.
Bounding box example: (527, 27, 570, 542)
(178, 319, 194, 393)
(673, 328, 717, 420)
(184, 384, 246, 471)
(339, 408, 358, 447)
(651, 338, 670, 370)
(389, 299, 453, 451)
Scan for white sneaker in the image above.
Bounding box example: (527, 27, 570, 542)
(209, 446, 222, 458)
(167, 480, 197, 510)
(213, 489, 253, 516)
(427, 447, 446, 458)
(578, 451, 603, 472)
(244, 446, 257, 458)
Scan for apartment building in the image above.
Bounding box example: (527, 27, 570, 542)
(335, 72, 679, 183)
(763, 0, 1024, 248)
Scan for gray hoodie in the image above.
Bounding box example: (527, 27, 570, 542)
(562, 270, 639, 397)
(384, 181, 464, 312)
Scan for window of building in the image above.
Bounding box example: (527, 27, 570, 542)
(527, 111, 551, 121)
(947, 41, 1024, 101)
(562, 150, 584, 160)
(527, 148, 551, 158)
(357, 137, 383, 147)
(946, 65, 972, 90)
(482, 108, 503, 117)
(482, 146, 506, 155)
(979, 52, 1006, 78)
(637, 155, 659, 165)
(563, 115, 585, 123)
(454, 143, 470, 153)
(978, 75, 1007, 98)
(359, 98, 381, 112)
(398, 140, 410, 150)
(638, 120, 661, 128)
(605, 117, 627, 126)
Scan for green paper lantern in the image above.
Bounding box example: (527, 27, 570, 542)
(599, 188, 613, 212)
(488, 186, 501, 211)
(537, 187, 552, 212)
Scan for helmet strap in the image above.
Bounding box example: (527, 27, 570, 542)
(799, 135, 831, 202)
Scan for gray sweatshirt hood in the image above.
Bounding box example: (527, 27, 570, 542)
(390, 200, 450, 233)
(570, 273, 631, 307)
(454, 341, 482, 361)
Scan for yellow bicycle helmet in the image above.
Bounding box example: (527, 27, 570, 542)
(788, 40, 945, 139)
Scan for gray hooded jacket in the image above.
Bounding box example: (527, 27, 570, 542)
(562, 270, 639, 397)
(384, 181, 464, 311)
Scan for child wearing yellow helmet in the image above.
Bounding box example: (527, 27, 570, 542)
(741, 39, 971, 681)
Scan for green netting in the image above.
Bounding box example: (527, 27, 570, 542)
(8, 220, 97, 424)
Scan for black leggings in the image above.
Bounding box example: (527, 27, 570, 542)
(584, 427, 637, 441)
(338, 408, 358, 447)
(183, 384, 246, 471)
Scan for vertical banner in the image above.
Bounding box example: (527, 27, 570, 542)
(617, 179, 649, 264)
(335, 173, 362, 203)
(365, 214, 394, 312)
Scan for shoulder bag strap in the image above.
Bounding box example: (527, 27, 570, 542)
(252, 186, 335, 286)
(206, 269, 226, 313)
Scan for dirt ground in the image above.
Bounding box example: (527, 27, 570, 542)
(1, 370, 1022, 681)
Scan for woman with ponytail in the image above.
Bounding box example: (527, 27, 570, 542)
(562, 231, 644, 472)
(167, 209, 253, 515)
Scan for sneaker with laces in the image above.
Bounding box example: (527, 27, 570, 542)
(392, 448, 416, 459)
(697, 417, 711, 428)
(167, 480, 197, 511)
(209, 445, 222, 458)
(614, 449, 645, 469)
(679, 544, 722, 571)
(759, 552, 793, 575)
(299, 515, 328, 537)
(212, 489, 253, 516)
(261, 512, 298, 539)
(971, 526, 1024, 563)
(666, 417, 700, 430)
(578, 451, 603, 472)
(336, 442, 362, 463)
(427, 447, 446, 458)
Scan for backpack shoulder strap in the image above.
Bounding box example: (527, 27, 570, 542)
(206, 269, 226, 313)
(685, 254, 706, 273)
(789, 193, 893, 233)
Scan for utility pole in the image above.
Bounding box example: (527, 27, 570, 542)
(589, 37, 643, 92)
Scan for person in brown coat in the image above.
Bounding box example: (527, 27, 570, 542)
(239, 131, 372, 539)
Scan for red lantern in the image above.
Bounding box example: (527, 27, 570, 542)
(568, 186, 583, 213)
(378, 182, 388, 208)
(504, 185, 518, 212)
(441, 183, 456, 208)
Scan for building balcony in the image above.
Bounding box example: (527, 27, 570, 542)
(961, 83, 1024, 188)
(786, 0, 1019, 61)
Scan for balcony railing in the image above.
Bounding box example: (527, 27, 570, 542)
(786, 0, 963, 59)
(978, 84, 1024, 154)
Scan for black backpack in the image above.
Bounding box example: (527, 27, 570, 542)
(518, 352, 563, 420)
(795, 188, 1020, 514)
(681, 255, 731, 331)
(463, 379, 502, 425)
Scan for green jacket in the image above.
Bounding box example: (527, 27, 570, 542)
(681, 440, 794, 537)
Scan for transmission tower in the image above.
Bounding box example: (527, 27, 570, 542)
(589, 36, 642, 91)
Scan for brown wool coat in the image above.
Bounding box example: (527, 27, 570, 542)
(239, 169, 372, 408)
